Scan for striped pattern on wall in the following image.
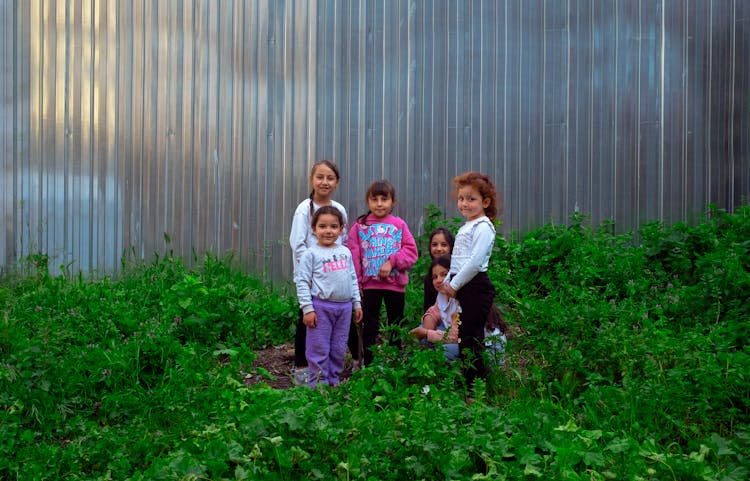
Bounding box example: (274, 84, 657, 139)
(2, 0, 748, 280)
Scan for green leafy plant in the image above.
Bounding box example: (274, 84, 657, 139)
(1, 205, 749, 480)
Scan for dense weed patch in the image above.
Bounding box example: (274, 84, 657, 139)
(1, 205, 748, 480)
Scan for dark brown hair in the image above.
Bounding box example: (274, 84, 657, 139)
(308, 160, 341, 216)
(311, 204, 345, 229)
(486, 304, 511, 337)
(428, 227, 455, 259)
(429, 255, 452, 275)
(357, 179, 397, 225)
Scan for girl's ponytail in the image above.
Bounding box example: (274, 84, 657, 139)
(357, 211, 372, 225)
(486, 305, 511, 337)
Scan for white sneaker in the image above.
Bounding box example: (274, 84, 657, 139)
(291, 367, 310, 386)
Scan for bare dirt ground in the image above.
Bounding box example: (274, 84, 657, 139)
(242, 342, 354, 389)
(243, 324, 524, 390)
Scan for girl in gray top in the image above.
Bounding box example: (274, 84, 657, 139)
(295, 206, 362, 387)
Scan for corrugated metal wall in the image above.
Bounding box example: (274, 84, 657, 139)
(2, 0, 749, 281)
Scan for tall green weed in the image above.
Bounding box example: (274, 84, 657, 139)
(484, 204, 750, 445)
(1, 205, 749, 480)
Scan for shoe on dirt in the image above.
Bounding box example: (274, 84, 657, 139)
(291, 367, 310, 386)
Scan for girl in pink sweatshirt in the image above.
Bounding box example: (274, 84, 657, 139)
(346, 179, 418, 366)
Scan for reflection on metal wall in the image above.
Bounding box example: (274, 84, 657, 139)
(2, 0, 749, 281)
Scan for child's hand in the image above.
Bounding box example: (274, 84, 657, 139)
(440, 282, 457, 298)
(378, 260, 393, 279)
(409, 327, 428, 339)
(353, 308, 363, 324)
(303, 311, 317, 328)
(446, 327, 459, 343)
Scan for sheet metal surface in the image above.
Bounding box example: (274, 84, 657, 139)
(1, 0, 748, 280)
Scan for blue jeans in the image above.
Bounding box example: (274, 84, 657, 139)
(419, 325, 460, 362)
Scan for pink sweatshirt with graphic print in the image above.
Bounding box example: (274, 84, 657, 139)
(345, 213, 418, 292)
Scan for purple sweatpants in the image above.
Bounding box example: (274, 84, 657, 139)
(306, 297, 352, 387)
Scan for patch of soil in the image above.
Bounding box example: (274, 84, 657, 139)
(243, 343, 354, 389)
(244, 323, 524, 389)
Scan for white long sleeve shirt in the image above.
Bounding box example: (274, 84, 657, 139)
(448, 216, 495, 291)
(289, 198, 348, 272)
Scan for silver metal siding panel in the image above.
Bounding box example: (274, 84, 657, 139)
(739, 5, 750, 208)
(1, 1, 15, 272)
(2, 0, 749, 282)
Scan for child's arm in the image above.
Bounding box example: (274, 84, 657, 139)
(337, 203, 349, 245)
(448, 222, 495, 292)
(409, 304, 444, 341)
(441, 283, 457, 298)
(289, 204, 310, 268)
(347, 247, 363, 324)
(389, 220, 419, 272)
(410, 326, 447, 342)
(294, 251, 316, 320)
(344, 224, 363, 283)
(422, 304, 440, 330)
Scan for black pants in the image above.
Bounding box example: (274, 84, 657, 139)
(294, 309, 307, 367)
(348, 289, 405, 366)
(455, 272, 496, 386)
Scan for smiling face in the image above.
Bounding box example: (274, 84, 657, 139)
(456, 185, 490, 221)
(429, 233, 451, 259)
(431, 263, 449, 291)
(313, 213, 343, 246)
(367, 193, 394, 220)
(310, 164, 339, 202)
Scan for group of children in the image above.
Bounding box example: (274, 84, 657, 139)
(290, 161, 506, 388)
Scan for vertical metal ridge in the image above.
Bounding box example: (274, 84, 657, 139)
(682, 0, 689, 220)
(636, 0, 642, 223)
(659, 0, 665, 221)
(613, 0, 619, 222)
(706, 1, 713, 203)
(728, 0, 736, 209)
(2, 0, 748, 280)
